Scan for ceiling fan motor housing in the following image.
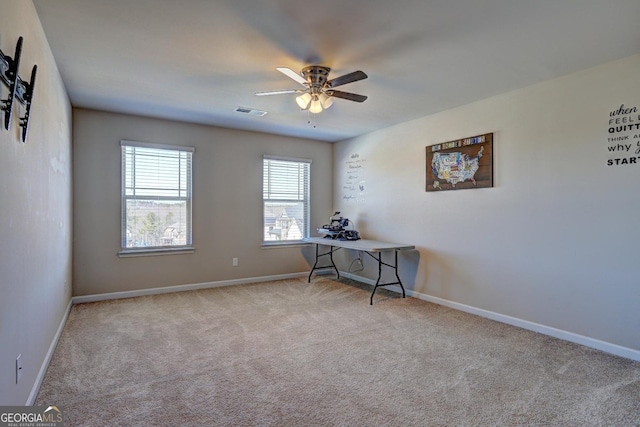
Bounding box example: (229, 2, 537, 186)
(302, 66, 330, 94)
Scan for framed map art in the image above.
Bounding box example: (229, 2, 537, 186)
(426, 133, 493, 192)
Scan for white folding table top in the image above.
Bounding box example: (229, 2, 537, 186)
(303, 237, 414, 252)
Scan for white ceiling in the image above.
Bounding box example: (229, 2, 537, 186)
(33, 0, 640, 142)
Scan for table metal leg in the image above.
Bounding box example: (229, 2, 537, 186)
(308, 244, 340, 282)
(368, 250, 406, 305)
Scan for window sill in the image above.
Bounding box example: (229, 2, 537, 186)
(118, 247, 195, 258)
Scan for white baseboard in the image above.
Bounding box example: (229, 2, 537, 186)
(72, 272, 309, 304)
(340, 272, 640, 362)
(27, 299, 73, 405)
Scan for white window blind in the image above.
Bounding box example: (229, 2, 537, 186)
(121, 140, 194, 251)
(263, 156, 311, 244)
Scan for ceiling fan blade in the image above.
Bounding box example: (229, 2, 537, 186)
(326, 70, 368, 88)
(276, 67, 307, 86)
(255, 89, 302, 96)
(328, 90, 368, 103)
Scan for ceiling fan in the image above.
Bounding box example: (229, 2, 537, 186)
(256, 66, 368, 113)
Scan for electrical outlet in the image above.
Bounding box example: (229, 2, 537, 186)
(16, 354, 22, 384)
(232, 257, 238, 267)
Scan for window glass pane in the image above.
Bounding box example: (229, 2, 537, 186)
(263, 202, 305, 242)
(125, 200, 189, 247)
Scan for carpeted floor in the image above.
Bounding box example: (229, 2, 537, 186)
(36, 277, 640, 426)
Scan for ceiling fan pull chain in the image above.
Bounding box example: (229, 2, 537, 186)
(306, 109, 317, 129)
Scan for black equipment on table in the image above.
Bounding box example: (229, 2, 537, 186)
(317, 212, 360, 241)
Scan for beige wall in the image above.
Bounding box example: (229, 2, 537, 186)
(333, 54, 640, 353)
(0, 1, 72, 404)
(72, 109, 332, 296)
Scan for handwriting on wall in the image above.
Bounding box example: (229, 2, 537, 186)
(606, 104, 640, 166)
(343, 153, 367, 202)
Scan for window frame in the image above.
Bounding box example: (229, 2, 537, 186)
(262, 155, 311, 247)
(119, 140, 195, 257)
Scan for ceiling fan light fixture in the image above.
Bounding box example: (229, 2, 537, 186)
(309, 95, 323, 114)
(319, 92, 334, 109)
(296, 93, 312, 109)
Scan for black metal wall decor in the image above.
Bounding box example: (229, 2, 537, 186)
(0, 37, 22, 131)
(0, 36, 37, 143)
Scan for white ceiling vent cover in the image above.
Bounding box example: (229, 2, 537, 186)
(234, 107, 267, 116)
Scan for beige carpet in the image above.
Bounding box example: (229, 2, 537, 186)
(36, 277, 640, 426)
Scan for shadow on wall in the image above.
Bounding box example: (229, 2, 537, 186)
(421, 249, 477, 302)
(399, 249, 420, 291)
(301, 243, 318, 272)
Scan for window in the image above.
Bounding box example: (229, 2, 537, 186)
(120, 140, 194, 254)
(263, 155, 311, 245)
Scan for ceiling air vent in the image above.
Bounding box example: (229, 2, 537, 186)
(234, 107, 267, 117)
